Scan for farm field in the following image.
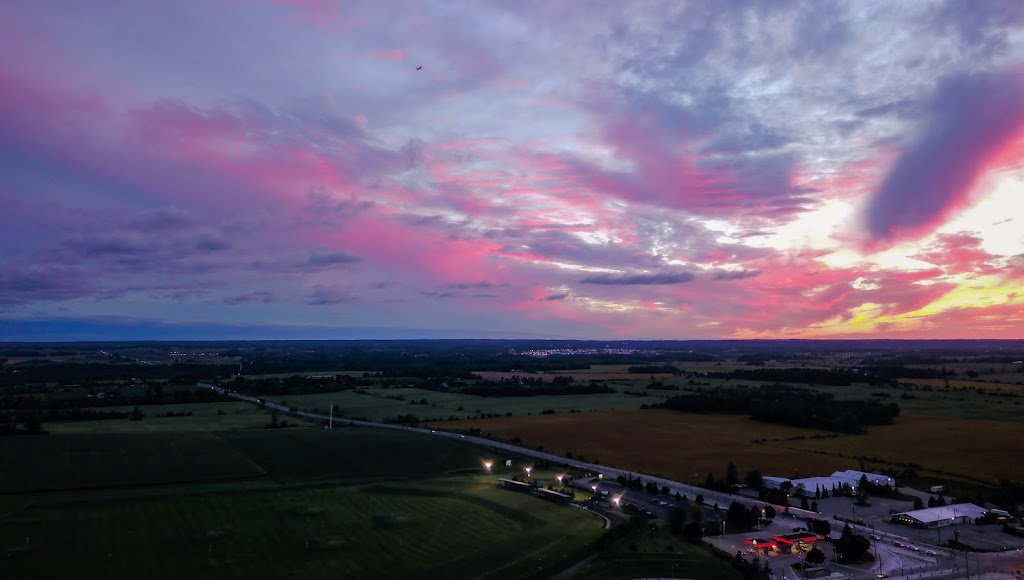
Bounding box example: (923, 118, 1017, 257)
(436, 410, 852, 482)
(437, 409, 1024, 486)
(274, 387, 653, 422)
(783, 414, 1024, 484)
(220, 426, 494, 483)
(45, 402, 269, 434)
(474, 370, 675, 382)
(0, 432, 265, 493)
(0, 478, 604, 580)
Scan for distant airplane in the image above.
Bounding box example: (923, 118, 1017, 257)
(416, 65, 423, 70)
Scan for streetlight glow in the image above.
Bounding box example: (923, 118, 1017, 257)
(483, 461, 492, 472)
(524, 466, 532, 477)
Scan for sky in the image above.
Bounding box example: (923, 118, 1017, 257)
(1, 0, 1023, 341)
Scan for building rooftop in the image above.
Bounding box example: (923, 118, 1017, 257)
(896, 503, 988, 524)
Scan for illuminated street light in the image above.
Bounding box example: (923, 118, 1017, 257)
(524, 466, 532, 477)
(612, 495, 622, 507)
(483, 461, 493, 472)
(556, 474, 564, 484)
(591, 484, 598, 493)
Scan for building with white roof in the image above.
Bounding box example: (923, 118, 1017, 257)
(891, 503, 988, 528)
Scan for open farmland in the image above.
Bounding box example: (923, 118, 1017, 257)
(474, 370, 676, 382)
(0, 432, 265, 493)
(0, 478, 603, 580)
(274, 387, 653, 422)
(437, 409, 1024, 486)
(782, 414, 1024, 484)
(220, 426, 493, 483)
(44, 401, 269, 434)
(437, 410, 853, 482)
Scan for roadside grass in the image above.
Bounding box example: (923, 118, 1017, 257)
(0, 478, 603, 580)
(44, 402, 270, 434)
(571, 525, 743, 580)
(0, 432, 265, 493)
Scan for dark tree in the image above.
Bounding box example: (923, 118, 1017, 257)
(725, 461, 739, 487)
(745, 469, 763, 489)
(682, 522, 703, 544)
(805, 547, 826, 565)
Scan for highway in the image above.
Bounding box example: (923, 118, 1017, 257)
(202, 383, 1020, 579)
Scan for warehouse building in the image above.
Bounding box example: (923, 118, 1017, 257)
(891, 503, 988, 528)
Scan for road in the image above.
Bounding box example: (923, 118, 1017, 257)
(201, 384, 1019, 579)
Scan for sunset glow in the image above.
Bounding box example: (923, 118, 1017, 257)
(1, 1, 1022, 340)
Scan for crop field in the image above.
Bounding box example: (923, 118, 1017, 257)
(474, 370, 674, 382)
(220, 426, 494, 483)
(782, 414, 1024, 484)
(274, 387, 653, 422)
(0, 478, 603, 580)
(896, 377, 1024, 391)
(437, 409, 1024, 486)
(437, 410, 852, 482)
(45, 402, 269, 434)
(0, 432, 265, 493)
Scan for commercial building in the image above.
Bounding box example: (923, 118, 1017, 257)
(890, 503, 988, 528)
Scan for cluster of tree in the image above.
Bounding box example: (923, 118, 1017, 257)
(2, 408, 131, 425)
(226, 374, 372, 396)
(0, 413, 46, 435)
(460, 383, 614, 397)
(653, 385, 900, 433)
(831, 524, 872, 561)
(708, 367, 864, 386)
(991, 479, 1024, 510)
(0, 362, 236, 387)
(627, 365, 682, 374)
(645, 381, 680, 391)
(0, 386, 231, 412)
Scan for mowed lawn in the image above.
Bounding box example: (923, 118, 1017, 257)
(436, 410, 853, 482)
(0, 432, 266, 493)
(0, 480, 604, 580)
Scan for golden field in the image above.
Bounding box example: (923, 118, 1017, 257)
(437, 410, 1023, 484)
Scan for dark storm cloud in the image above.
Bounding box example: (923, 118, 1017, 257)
(862, 71, 1024, 243)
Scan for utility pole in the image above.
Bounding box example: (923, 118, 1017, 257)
(328, 401, 333, 429)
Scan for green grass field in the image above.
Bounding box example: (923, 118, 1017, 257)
(0, 432, 265, 493)
(0, 425, 606, 579)
(0, 479, 603, 580)
(44, 402, 270, 434)
(274, 387, 651, 423)
(571, 524, 743, 580)
(219, 427, 494, 483)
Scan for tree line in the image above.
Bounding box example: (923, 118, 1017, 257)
(650, 385, 900, 433)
